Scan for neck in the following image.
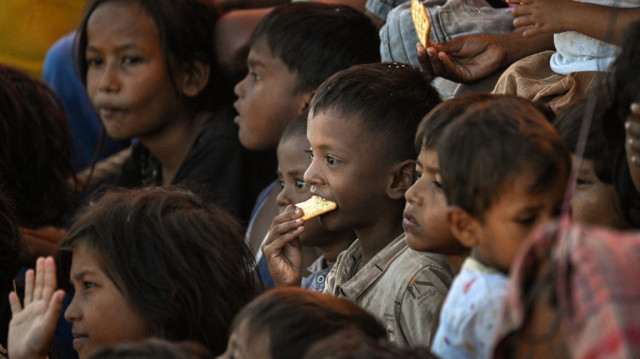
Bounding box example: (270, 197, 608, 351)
(140, 110, 207, 185)
(445, 252, 469, 275)
(354, 210, 404, 269)
(317, 230, 357, 263)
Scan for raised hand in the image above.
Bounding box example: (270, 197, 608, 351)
(625, 102, 640, 193)
(8, 257, 65, 359)
(417, 35, 508, 83)
(262, 205, 305, 287)
(509, 0, 574, 37)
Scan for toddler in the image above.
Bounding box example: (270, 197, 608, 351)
(431, 94, 570, 358)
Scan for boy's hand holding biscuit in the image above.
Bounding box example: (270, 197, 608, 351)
(262, 205, 306, 287)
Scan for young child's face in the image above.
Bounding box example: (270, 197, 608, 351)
(304, 109, 394, 232)
(472, 168, 566, 272)
(572, 156, 629, 228)
(276, 133, 325, 245)
(64, 243, 153, 359)
(217, 319, 271, 359)
(404, 147, 465, 254)
(85, 1, 185, 142)
(234, 40, 310, 150)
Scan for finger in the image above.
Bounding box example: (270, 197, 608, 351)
(41, 257, 57, 301)
(43, 290, 65, 330)
(513, 15, 535, 28)
(416, 43, 434, 74)
(631, 102, 640, 116)
(625, 119, 640, 138)
(271, 218, 304, 237)
(263, 225, 305, 253)
(8, 292, 23, 315)
(33, 257, 45, 301)
(23, 268, 35, 306)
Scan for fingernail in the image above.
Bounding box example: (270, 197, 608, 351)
(626, 121, 631, 130)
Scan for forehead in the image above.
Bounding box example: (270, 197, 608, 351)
(87, 1, 159, 48)
(248, 40, 292, 74)
(308, 109, 374, 151)
(491, 169, 565, 213)
(70, 242, 105, 276)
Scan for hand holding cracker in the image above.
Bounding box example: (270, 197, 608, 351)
(262, 205, 305, 287)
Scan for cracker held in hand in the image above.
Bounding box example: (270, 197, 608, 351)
(411, 0, 431, 47)
(296, 195, 337, 221)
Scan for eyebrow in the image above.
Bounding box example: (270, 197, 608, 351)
(86, 43, 142, 53)
(71, 269, 98, 282)
(247, 58, 265, 69)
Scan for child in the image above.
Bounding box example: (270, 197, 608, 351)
(0, 64, 76, 264)
(218, 287, 387, 359)
(76, 0, 245, 217)
(233, 2, 380, 277)
(263, 114, 356, 291)
(269, 63, 448, 347)
(555, 92, 634, 228)
(431, 94, 570, 359)
(404, 98, 475, 275)
(8, 187, 257, 358)
(87, 338, 212, 359)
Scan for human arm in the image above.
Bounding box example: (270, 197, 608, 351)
(261, 205, 305, 287)
(416, 29, 554, 83)
(8, 257, 65, 359)
(509, 0, 640, 45)
(625, 103, 640, 193)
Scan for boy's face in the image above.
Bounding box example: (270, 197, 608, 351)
(404, 148, 465, 254)
(571, 157, 629, 228)
(276, 134, 325, 245)
(471, 168, 566, 272)
(233, 40, 311, 150)
(304, 109, 394, 232)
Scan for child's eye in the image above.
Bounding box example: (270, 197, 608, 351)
(515, 216, 536, 226)
(325, 155, 342, 166)
(295, 179, 308, 190)
(122, 56, 142, 65)
(278, 178, 285, 190)
(413, 171, 422, 182)
(576, 177, 593, 186)
(249, 71, 260, 82)
(432, 180, 442, 189)
(86, 57, 103, 67)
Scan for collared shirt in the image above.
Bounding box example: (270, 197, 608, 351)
(324, 233, 453, 347)
(302, 255, 333, 292)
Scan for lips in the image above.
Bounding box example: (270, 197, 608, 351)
(402, 209, 420, 233)
(71, 332, 89, 351)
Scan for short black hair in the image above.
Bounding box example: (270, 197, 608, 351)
(280, 111, 308, 145)
(311, 62, 441, 162)
(415, 96, 481, 152)
(250, 2, 380, 94)
(438, 94, 570, 219)
(232, 287, 387, 359)
(59, 186, 256, 355)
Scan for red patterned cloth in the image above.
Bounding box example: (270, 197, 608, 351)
(493, 218, 640, 358)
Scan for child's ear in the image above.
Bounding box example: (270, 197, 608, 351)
(179, 60, 211, 97)
(447, 206, 478, 248)
(387, 159, 415, 200)
(297, 92, 314, 115)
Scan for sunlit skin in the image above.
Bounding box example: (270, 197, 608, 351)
(571, 157, 630, 229)
(216, 320, 271, 359)
(64, 244, 153, 359)
(233, 40, 311, 150)
(304, 109, 408, 268)
(403, 148, 468, 273)
(470, 167, 567, 273)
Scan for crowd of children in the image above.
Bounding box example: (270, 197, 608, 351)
(2, 0, 640, 358)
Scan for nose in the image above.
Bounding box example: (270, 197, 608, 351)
(303, 157, 324, 189)
(276, 186, 292, 209)
(98, 62, 120, 93)
(64, 293, 80, 323)
(405, 180, 422, 205)
(234, 75, 247, 99)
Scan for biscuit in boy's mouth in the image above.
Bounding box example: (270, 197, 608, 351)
(296, 195, 337, 220)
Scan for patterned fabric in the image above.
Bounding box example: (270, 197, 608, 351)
(324, 233, 453, 347)
(302, 255, 333, 292)
(493, 219, 640, 359)
(432, 257, 508, 359)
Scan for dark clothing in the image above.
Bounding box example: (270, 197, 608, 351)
(118, 109, 245, 217)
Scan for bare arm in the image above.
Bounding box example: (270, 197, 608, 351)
(509, 0, 640, 45)
(417, 29, 553, 83)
